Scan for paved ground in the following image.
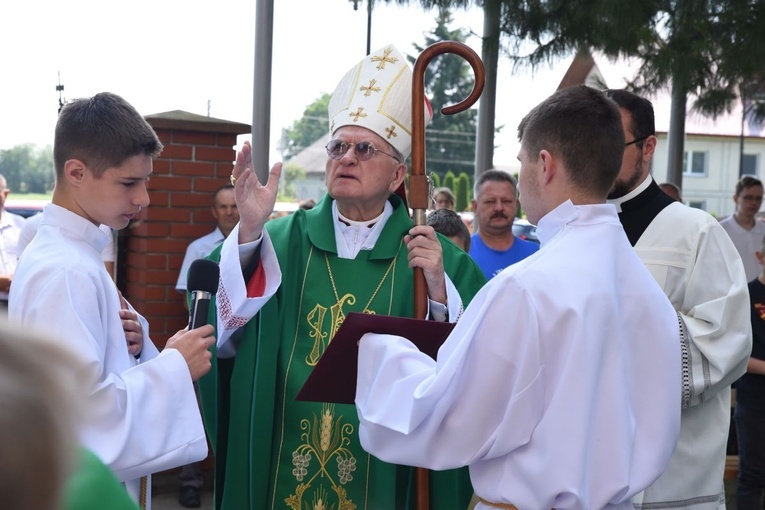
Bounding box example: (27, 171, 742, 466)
(151, 471, 213, 510)
(147, 471, 738, 509)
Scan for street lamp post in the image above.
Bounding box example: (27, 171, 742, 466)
(738, 80, 765, 177)
(56, 71, 65, 113)
(739, 93, 765, 178)
(740, 96, 747, 177)
(350, 0, 373, 55)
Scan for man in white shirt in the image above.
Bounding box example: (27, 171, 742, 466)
(176, 184, 238, 293)
(354, 85, 682, 509)
(605, 88, 751, 509)
(720, 176, 765, 282)
(0, 173, 26, 308)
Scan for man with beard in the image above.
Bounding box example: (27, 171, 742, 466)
(605, 88, 751, 510)
(468, 169, 539, 279)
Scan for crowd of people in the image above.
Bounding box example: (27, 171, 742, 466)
(1, 41, 763, 510)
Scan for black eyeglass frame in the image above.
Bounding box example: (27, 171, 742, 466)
(624, 135, 651, 147)
(325, 140, 401, 163)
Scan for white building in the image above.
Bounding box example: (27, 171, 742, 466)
(650, 103, 765, 218)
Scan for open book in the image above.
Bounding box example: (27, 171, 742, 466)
(297, 311, 455, 404)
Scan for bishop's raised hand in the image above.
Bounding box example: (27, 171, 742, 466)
(230, 141, 283, 244)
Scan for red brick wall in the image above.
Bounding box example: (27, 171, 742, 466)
(119, 117, 248, 348)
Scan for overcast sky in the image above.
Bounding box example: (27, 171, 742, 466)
(1, 0, 653, 168)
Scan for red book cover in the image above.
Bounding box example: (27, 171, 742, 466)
(296, 312, 455, 404)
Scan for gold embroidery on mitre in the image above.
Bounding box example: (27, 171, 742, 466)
(385, 126, 398, 139)
(349, 107, 367, 122)
(286, 404, 357, 510)
(359, 79, 381, 97)
(370, 47, 398, 70)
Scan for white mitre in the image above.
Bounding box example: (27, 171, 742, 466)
(328, 45, 433, 160)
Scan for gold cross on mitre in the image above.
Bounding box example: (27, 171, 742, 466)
(349, 107, 367, 122)
(359, 79, 381, 97)
(370, 47, 398, 70)
(385, 126, 398, 139)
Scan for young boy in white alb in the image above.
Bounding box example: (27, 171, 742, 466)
(9, 92, 215, 509)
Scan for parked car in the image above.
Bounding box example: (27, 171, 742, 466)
(512, 218, 539, 243)
(455, 211, 474, 233)
(4, 199, 48, 219)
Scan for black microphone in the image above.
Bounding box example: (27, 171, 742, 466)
(187, 258, 220, 329)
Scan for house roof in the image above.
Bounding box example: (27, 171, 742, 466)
(557, 50, 607, 91)
(286, 133, 330, 175)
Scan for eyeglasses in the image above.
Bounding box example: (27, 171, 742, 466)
(325, 139, 400, 162)
(624, 135, 650, 147)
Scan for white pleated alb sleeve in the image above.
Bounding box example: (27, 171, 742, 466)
(356, 201, 681, 510)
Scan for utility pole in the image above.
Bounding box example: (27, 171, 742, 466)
(252, 0, 275, 184)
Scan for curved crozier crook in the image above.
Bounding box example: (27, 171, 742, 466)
(410, 40, 486, 210)
(411, 40, 485, 181)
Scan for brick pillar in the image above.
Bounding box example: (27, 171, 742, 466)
(118, 111, 250, 348)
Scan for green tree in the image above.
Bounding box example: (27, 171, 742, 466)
(410, 8, 480, 179)
(443, 170, 456, 192)
(280, 93, 330, 160)
(0, 144, 55, 194)
(499, 0, 765, 187)
(278, 162, 307, 201)
(455, 171, 470, 211)
(430, 172, 441, 189)
(381, 0, 499, 178)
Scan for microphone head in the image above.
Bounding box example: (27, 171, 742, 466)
(187, 258, 220, 294)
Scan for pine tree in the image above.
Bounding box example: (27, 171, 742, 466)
(411, 8, 479, 179)
(455, 172, 470, 211)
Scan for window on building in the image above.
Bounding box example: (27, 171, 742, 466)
(687, 200, 706, 211)
(683, 151, 707, 176)
(741, 153, 760, 176)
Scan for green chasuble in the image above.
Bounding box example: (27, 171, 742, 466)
(200, 194, 487, 510)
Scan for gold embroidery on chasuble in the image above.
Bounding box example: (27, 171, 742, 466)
(285, 404, 357, 510)
(305, 251, 397, 366)
(276, 246, 400, 510)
